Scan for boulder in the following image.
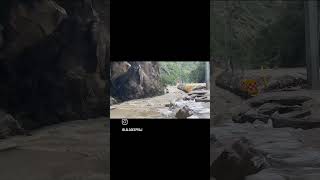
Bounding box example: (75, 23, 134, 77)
(263, 74, 307, 92)
(176, 106, 193, 119)
(111, 62, 163, 101)
(111, 61, 131, 80)
(1, 0, 67, 57)
(211, 122, 320, 180)
(110, 97, 117, 105)
(211, 137, 268, 180)
(0, 111, 24, 138)
(215, 71, 248, 97)
(257, 103, 301, 115)
(193, 84, 207, 91)
(247, 93, 312, 107)
(0, 0, 108, 130)
(188, 90, 208, 95)
(233, 109, 270, 123)
(215, 70, 308, 98)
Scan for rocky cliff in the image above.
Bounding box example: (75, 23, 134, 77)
(110, 61, 164, 102)
(0, 0, 109, 132)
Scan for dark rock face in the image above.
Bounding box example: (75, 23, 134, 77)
(0, 110, 24, 139)
(0, 0, 109, 130)
(111, 61, 164, 101)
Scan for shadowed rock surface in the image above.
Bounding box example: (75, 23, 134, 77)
(111, 61, 164, 101)
(0, 1, 109, 179)
(0, 0, 109, 131)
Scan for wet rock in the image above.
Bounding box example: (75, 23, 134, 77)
(110, 61, 131, 80)
(110, 97, 117, 105)
(195, 98, 210, 102)
(232, 103, 252, 117)
(182, 89, 210, 103)
(248, 93, 312, 107)
(231, 91, 320, 129)
(210, 134, 217, 143)
(257, 103, 301, 115)
(0, 111, 24, 138)
(276, 109, 311, 119)
(253, 120, 268, 128)
(235, 109, 270, 123)
(175, 106, 193, 119)
(193, 84, 207, 91)
(111, 62, 163, 101)
(211, 123, 320, 180)
(188, 90, 208, 95)
(215, 71, 248, 97)
(211, 137, 268, 180)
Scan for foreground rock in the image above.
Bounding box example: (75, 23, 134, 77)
(110, 97, 118, 105)
(175, 106, 193, 119)
(0, 111, 25, 139)
(211, 137, 268, 180)
(111, 61, 164, 101)
(232, 91, 320, 129)
(211, 123, 320, 180)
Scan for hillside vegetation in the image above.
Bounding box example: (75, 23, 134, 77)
(159, 62, 207, 85)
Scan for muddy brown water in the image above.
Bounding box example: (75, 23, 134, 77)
(110, 85, 210, 119)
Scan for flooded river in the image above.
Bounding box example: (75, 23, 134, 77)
(110, 85, 210, 119)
